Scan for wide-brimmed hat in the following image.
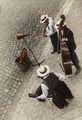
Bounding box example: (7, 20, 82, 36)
(56, 20, 66, 27)
(37, 65, 50, 77)
(40, 15, 48, 23)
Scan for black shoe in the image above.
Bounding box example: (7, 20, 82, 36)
(55, 103, 64, 109)
(64, 101, 68, 106)
(68, 95, 74, 100)
(75, 68, 81, 75)
(51, 50, 57, 54)
(47, 94, 53, 98)
(37, 98, 45, 102)
(28, 93, 37, 98)
(57, 51, 61, 54)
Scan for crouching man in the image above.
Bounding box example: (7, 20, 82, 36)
(28, 65, 74, 109)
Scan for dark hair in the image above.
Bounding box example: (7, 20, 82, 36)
(60, 14, 66, 21)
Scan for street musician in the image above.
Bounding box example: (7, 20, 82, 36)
(58, 15, 81, 74)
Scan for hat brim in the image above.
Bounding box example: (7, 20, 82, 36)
(56, 22, 67, 27)
(37, 65, 50, 77)
(40, 15, 48, 23)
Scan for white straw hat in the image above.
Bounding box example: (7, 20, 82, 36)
(40, 15, 48, 23)
(37, 65, 50, 77)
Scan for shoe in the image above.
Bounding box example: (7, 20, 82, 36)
(55, 103, 64, 109)
(37, 98, 45, 102)
(57, 50, 61, 54)
(75, 68, 81, 75)
(64, 101, 68, 106)
(28, 93, 37, 98)
(47, 94, 53, 98)
(51, 50, 57, 54)
(68, 95, 74, 100)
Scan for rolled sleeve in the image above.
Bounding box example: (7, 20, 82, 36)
(55, 73, 65, 81)
(37, 83, 49, 99)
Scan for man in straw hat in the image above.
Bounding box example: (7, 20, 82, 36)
(28, 65, 74, 109)
(40, 15, 59, 54)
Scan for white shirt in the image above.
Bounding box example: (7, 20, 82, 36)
(37, 73, 65, 100)
(46, 18, 56, 36)
(55, 73, 65, 81)
(60, 30, 68, 41)
(37, 83, 49, 99)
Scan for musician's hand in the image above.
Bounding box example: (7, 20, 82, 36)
(37, 98, 45, 102)
(61, 38, 66, 42)
(43, 34, 47, 37)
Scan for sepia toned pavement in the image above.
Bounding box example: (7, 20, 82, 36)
(6, 0, 82, 120)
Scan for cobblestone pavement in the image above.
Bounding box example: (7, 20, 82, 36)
(0, 0, 66, 120)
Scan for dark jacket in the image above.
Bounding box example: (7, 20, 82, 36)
(43, 72, 73, 98)
(42, 72, 59, 94)
(35, 73, 59, 96)
(62, 27, 76, 52)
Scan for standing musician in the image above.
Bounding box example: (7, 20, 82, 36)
(40, 15, 59, 54)
(58, 15, 81, 74)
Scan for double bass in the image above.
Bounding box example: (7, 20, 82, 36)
(58, 19, 72, 75)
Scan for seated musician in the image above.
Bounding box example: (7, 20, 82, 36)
(58, 15, 81, 74)
(28, 65, 74, 109)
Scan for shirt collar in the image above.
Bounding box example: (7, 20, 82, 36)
(43, 74, 49, 79)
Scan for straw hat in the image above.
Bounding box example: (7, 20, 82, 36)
(40, 15, 48, 23)
(37, 65, 50, 77)
(56, 20, 66, 27)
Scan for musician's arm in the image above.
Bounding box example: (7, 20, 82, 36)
(37, 83, 49, 99)
(55, 73, 65, 81)
(63, 29, 74, 43)
(43, 27, 47, 37)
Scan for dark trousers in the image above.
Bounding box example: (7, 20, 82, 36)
(52, 81, 73, 108)
(35, 85, 42, 97)
(52, 91, 68, 108)
(70, 51, 80, 69)
(50, 32, 58, 52)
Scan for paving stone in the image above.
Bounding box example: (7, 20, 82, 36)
(1, 114, 5, 120)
